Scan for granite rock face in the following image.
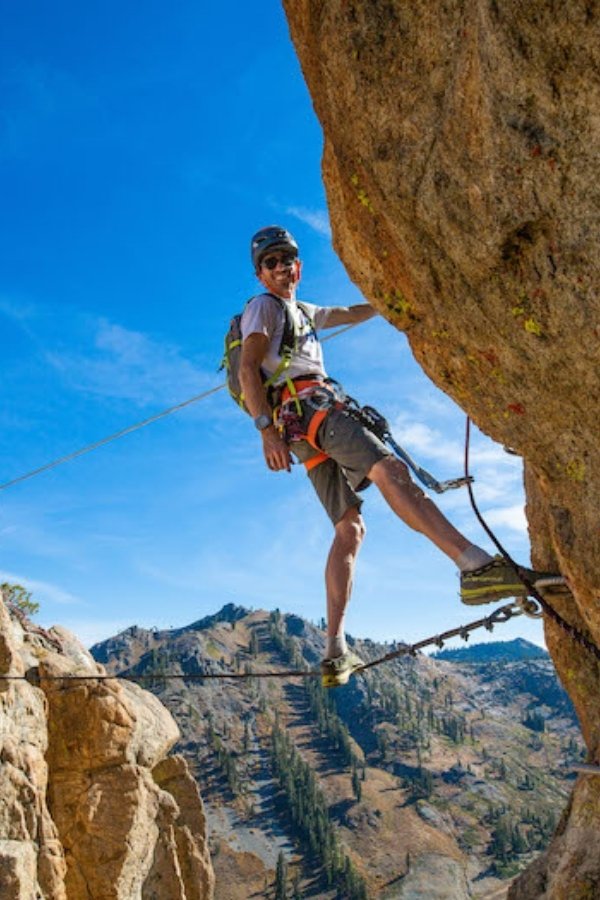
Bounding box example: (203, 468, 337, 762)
(283, 2, 600, 896)
(0, 593, 214, 899)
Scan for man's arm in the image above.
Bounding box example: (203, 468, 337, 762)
(239, 333, 292, 473)
(320, 303, 377, 329)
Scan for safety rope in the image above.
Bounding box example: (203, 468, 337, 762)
(0, 600, 524, 684)
(2, 327, 597, 675)
(0, 322, 359, 493)
(3, 412, 598, 678)
(464, 418, 600, 664)
(0, 385, 225, 492)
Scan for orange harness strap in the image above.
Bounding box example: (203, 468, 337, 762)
(304, 409, 330, 471)
(304, 452, 329, 471)
(279, 377, 327, 403)
(279, 378, 333, 472)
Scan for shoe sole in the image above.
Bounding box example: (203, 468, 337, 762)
(321, 663, 364, 688)
(461, 575, 567, 606)
(460, 585, 528, 606)
(535, 576, 568, 592)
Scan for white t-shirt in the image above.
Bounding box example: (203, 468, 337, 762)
(241, 293, 334, 384)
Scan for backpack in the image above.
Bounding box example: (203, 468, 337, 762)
(221, 293, 313, 413)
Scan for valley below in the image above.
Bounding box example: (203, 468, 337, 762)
(92, 605, 584, 899)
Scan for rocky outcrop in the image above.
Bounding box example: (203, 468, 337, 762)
(282, 2, 600, 896)
(394, 853, 471, 900)
(0, 593, 214, 899)
(147, 756, 214, 900)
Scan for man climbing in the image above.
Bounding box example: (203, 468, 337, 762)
(239, 226, 544, 687)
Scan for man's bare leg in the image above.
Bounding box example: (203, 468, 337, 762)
(368, 456, 490, 568)
(324, 505, 365, 659)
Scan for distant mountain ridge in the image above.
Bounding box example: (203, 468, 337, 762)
(433, 638, 548, 664)
(91, 604, 582, 900)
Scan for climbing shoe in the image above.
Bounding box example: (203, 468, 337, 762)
(320, 649, 365, 688)
(460, 555, 550, 606)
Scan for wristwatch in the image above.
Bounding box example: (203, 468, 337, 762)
(254, 414, 272, 431)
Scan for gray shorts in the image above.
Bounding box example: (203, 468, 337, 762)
(290, 404, 391, 525)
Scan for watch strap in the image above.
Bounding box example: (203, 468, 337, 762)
(254, 414, 272, 431)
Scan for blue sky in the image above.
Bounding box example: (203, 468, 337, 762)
(0, 2, 542, 651)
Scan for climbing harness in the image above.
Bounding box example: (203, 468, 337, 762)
(276, 376, 345, 471)
(276, 377, 472, 493)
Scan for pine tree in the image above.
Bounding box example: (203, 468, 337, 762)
(291, 870, 302, 900)
(269, 722, 368, 899)
(511, 823, 528, 854)
(1, 582, 39, 615)
(275, 851, 288, 900)
(489, 816, 512, 863)
(523, 710, 545, 732)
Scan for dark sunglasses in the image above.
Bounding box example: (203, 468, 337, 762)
(261, 252, 297, 270)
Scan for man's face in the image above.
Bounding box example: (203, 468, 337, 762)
(257, 248, 301, 298)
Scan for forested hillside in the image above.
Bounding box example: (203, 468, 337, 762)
(93, 605, 584, 899)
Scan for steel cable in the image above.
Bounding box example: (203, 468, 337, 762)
(463, 417, 600, 663)
(0, 323, 358, 492)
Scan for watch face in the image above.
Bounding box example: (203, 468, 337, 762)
(255, 414, 271, 430)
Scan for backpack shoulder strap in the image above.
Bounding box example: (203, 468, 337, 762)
(243, 293, 315, 351)
(296, 300, 313, 320)
(258, 292, 297, 357)
(295, 300, 315, 334)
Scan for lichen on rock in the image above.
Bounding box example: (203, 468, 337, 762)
(282, 1, 600, 895)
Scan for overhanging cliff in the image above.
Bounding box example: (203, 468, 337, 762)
(282, 2, 600, 896)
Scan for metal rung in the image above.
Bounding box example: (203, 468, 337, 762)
(535, 576, 568, 590)
(572, 763, 600, 776)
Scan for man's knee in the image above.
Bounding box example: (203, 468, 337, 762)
(335, 506, 366, 551)
(369, 455, 407, 483)
(369, 456, 425, 500)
